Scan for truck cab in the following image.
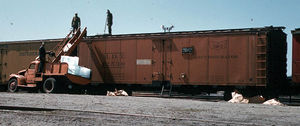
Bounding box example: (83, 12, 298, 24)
(8, 60, 41, 92)
(26, 61, 42, 83)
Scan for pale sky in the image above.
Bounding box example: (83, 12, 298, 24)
(0, 0, 299, 76)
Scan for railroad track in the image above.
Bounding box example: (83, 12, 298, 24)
(2, 89, 300, 105)
(0, 105, 261, 126)
(132, 91, 300, 105)
(0, 92, 299, 125)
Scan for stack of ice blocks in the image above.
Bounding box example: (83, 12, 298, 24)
(60, 56, 91, 79)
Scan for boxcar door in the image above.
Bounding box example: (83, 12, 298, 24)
(164, 39, 172, 81)
(152, 39, 172, 82)
(152, 39, 164, 81)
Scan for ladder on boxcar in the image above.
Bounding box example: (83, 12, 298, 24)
(256, 36, 267, 85)
(52, 27, 87, 63)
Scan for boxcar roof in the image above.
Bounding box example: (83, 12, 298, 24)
(87, 26, 285, 40)
(0, 38, 63, 45)
(0, 26, 285, 44)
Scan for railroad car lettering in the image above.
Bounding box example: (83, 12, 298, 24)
(197, 55, 238, 59)
(136, 59, 152, 65)
(210, 41, 228, 50)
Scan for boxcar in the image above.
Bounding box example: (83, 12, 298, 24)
(0, 26, 287, 97)
(77, 26, 287, 96)
(292, 28, 300, 83)
(0, 39, 61, 85)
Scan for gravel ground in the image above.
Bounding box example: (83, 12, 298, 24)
(0, 92, 299, 126)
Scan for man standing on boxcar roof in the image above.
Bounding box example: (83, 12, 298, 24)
(106, 9, 113, 35)
(71, 13, 81, 33)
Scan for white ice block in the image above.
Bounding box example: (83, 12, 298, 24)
(61, 56, 91, 79)
(78, 66, 91, 79)
(67, 65, 80, 75)
(61, 56, 79, 66)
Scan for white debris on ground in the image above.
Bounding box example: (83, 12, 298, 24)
(227, 91, 284, 105)
(228, 91, 249, 103)
(106, 89, 128, 96)
(263, 99, 284, 106)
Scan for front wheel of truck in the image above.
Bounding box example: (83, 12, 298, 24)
(43, 77, 57, 93)
(8, 78, 18, 92)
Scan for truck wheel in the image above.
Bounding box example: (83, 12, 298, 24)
(8, 78, 18, 92)
(43, 78, 56, 93)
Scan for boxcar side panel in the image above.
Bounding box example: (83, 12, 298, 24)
(78, 42, 102, 82)
(136, 39, 152, 84)
(248, 35, 257, 85)
(84, 34, 265, 86)
(80, 41, 105, 83)
(188, 37, 209, 84)
(292, 31, 300, 83)
(227, 35, 251, 85)
(105, 40, 122, 83)
(120, 40, 137, 84)
(170, 38, 190, 85)
(169, 34, 259, 86)
(78, 27, 285, 88)
(152, 39, 164, 81)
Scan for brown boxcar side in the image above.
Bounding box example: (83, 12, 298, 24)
(79, 27, 287, 88)
(0, 39, 61, 84)
(0, 27, 287, 92)
(292, 28, 300, 83)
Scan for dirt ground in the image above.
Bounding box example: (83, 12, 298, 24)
(0, 92, 299, 126)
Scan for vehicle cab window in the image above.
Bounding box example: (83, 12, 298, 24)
(29, 64, 36, 69)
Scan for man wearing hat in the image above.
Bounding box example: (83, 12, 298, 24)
(71, 13, 81, 33)
(38, 42, 46, 73)
(38, 42, 54, 73)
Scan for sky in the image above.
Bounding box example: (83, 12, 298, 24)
(0, 0, 299, 76)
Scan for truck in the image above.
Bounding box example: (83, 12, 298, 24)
(7, 27, 91, 93)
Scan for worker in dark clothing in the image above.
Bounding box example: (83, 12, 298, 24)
(38, 42, 54, 73)
(106, 10, 113, 35)
(38, 42, 46, 73)
(72, 13, 81, 33)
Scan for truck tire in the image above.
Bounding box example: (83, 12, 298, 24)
(43, 78, 57, 93)
(8, 78, 18, 92)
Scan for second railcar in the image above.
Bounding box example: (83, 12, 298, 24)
(0, 39, 61, 85)
(292, 28, 300, 83)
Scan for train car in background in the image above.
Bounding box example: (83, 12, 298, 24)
(292, 28, 300, 84)
(0, 39, 61, 85)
